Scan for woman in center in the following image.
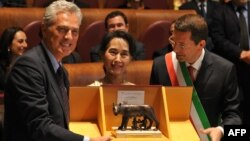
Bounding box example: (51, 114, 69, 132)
(89, 30, 136, 86)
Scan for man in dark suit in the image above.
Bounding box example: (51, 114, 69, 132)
(210, 0, 250, 125)
(150, 14, 241, 140)
(90, 10, 145, 62)
(179, 0, 219, 51)
(3, 1, 111, 141)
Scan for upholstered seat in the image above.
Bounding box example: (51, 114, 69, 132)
(64, 60, 153, 86)
(104, 0, 126, 8)
(139, 20, 171, 59)
(23, 20, 42, 49)
(77, 20, 106, 62)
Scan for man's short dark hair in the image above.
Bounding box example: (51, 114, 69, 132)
(104, 10, 128, 29)
(175, 14, 208, 45)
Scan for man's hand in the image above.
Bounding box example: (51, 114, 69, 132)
(90, 136, 112, 141)
(240, 50, 250, 64)
(200, 127, 223, 141)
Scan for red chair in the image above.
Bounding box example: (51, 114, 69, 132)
(143, 0, 168, 9)
(23, 20, 42, 49)
(32, 0, 52, 7)
(80, 0, 99, 8)
(139, 20, 171, 59)
(32, 0, 98, 8)
(0, 92, 4, 104)
(76, 21, 106, 62)
(104, 0, 126, 8)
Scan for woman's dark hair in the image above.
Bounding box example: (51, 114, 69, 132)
(99, 30, 136, 58)
(0, 26, 24, 66)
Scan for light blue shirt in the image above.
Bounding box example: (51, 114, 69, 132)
(42, 41, 60, 72)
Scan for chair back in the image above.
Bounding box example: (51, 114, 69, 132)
(143, 0, 168, 9)
(32, 0, 52, 7)
(139, 20, 171, 59)
(104, 0, 126, 8)
(23, 20, 42, 49)
(77, 20, 106, 62)
(81, 0, 99, 8)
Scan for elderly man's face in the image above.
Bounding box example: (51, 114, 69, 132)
(42, 12, 80, 62)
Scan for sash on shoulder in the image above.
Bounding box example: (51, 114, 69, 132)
(165, 52, 211, 141)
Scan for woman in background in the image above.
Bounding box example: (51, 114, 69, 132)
(89, 30, 136, 86)
(0, 26, 27, 91)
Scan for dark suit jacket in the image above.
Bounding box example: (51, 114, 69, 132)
(150, 50, 241, 127)
(4, 44, 83, 141)
(210, 1, 250, 62)
(210, 2, 250, 123)
(90, 41, 145, 62)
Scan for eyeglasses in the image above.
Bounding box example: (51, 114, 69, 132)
(56, 26, 79, 37)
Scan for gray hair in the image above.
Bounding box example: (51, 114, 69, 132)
(43, 0, 82, 27)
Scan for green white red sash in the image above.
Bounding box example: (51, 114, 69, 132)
(165, 52, 211, 141)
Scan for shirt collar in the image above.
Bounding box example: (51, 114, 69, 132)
(186, 48, 205, 71)
(42, 41, 61, 73)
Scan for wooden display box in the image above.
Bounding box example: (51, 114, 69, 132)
(69, 87, 102, 137)
(69, 86, 199, 141)
(163, 87, 200, 141)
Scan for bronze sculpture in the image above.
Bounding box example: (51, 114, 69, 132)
(113, 103, 159, 131)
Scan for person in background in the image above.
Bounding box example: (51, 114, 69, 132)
(150, 14, 241, 141)
(179, 0, 218, 51)
(0, 26, 27, 92)
(3, 0, 111, 141)
(152, 21, 174, 59)
(90, 10, 145, 62)
(0, 26, 27, 141)
(210, 0, 250, 125)
(89, 30, 136, 86)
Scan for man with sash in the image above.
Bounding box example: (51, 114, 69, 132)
(150, 14, 241, 141)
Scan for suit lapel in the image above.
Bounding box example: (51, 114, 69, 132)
(40, 44, 70, 127)
(195, 51, 213, 86)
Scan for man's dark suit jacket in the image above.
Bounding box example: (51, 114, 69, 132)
(4, 44, 83, 141)
(210, 1, 250, 124)
(90, 41, 145, 62)
(150, 50, 241, 127)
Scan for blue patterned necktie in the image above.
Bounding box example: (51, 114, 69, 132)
(237, 6, 249, 50)
(56, 65, 69, 120)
